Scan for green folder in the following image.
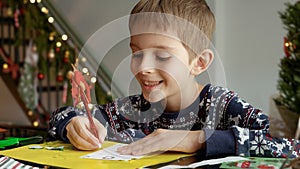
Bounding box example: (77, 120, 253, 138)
(0, 136, 43, 149)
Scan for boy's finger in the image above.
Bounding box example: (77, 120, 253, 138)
(118, 136, 157, 155)
(97, 125, 107, 144)
(72, 120, 100, 146)
(68, 133, 98, 150)
(67, 124, 95, 150)
(93, 119, 107, 144)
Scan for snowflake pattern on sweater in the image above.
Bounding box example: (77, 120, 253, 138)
(48, 84, 300, 157)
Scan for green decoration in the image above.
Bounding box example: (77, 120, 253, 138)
(3, 0, 112, 118)
(18, 63, 38, 110)
(275, 1, 300, 114)
(18, 40, 38, 110)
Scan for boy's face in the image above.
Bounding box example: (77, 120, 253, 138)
(130, 33, 197, 104)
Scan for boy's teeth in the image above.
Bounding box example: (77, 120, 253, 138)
(144, 81, 159, 86)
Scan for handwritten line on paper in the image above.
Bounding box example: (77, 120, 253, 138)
(80, 143, 144, 161)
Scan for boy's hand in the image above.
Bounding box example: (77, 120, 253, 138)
(66, 116, 107, 150)
(117, 129, 205, 156)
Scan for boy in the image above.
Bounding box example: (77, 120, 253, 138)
(48, 0, 300, 158)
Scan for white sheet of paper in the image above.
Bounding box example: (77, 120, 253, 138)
(157, 156, 248, 169)
(80, 143, 144, 161)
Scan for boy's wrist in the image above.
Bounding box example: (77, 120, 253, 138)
(194, 130, 206, 150)
(199, 130, 206, 149)
(183, 130, 205, 153)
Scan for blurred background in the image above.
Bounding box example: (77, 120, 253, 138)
(0, 0, 298, 138)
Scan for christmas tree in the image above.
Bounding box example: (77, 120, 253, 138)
(276, 1, 300, 114)
(0, 0, 112, 127)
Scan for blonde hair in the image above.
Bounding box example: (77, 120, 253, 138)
(129, 0, 215, 58)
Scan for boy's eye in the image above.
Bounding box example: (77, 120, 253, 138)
(156, 51, 171, 61)
(156, 55, 170, 61)
(132, 52, 143, 58)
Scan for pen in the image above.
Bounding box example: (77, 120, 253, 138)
(71, 64, 99, 143)
(79, 86, 99, 141)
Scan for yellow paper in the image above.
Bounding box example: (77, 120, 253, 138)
(0, 141, 193, 169)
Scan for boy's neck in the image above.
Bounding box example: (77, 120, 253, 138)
(164, 83, 203, 112)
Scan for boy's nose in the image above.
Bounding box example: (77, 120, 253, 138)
(139, 61, 155, 74)
(140, 67, 155, 74)
(138, 54, 156, 74)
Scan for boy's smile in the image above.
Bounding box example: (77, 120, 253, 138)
(130, 33, 201, 111)
(142, 80, 163, 90)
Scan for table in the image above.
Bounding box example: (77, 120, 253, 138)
(0, 140, 295, 169)
(0, 141, 197, 169)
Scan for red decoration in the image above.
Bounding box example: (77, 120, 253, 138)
(2, 58, 19, 80)
(0, 47, 19, 79)
(240, 161, 251, 168)
(284, 37, 290, 58)
(37, 72, 45, 80)
(63, 56, 69, 63)
(56, 74, 64, 82)
(19, 7, 25, 15)
(63, 51, 70, 63)
(71, 69, 92, 106)
(13, 9, 20, 28)
(257, 164, 275, 169)
(71, 65, 98, 139)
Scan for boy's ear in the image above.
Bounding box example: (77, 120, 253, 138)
(190, 49, 214, 76)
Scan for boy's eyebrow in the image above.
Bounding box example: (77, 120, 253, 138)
(130, 43, 177, 51)
(129, 43, 139, 49)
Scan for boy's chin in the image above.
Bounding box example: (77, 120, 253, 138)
(143, 90, 165, 103)
(145, 97, 164, 103)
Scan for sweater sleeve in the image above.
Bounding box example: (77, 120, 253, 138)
(230, 97, 300, 158)
(48, 101, 146, 143)
(231, 121, 300, 158)
(224, 92, 300, 158)
(47, 106, 79, 142)
(204, 86, 300, 158)
(203, 129, 236, 157)
(47, 105, 109, 142)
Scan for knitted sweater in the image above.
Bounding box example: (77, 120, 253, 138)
(48, 84, 300, 157)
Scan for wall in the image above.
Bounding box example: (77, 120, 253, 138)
(0, 77, 31, 126)
(49, 0, 298, 113)
(213, 0, 298, 113)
